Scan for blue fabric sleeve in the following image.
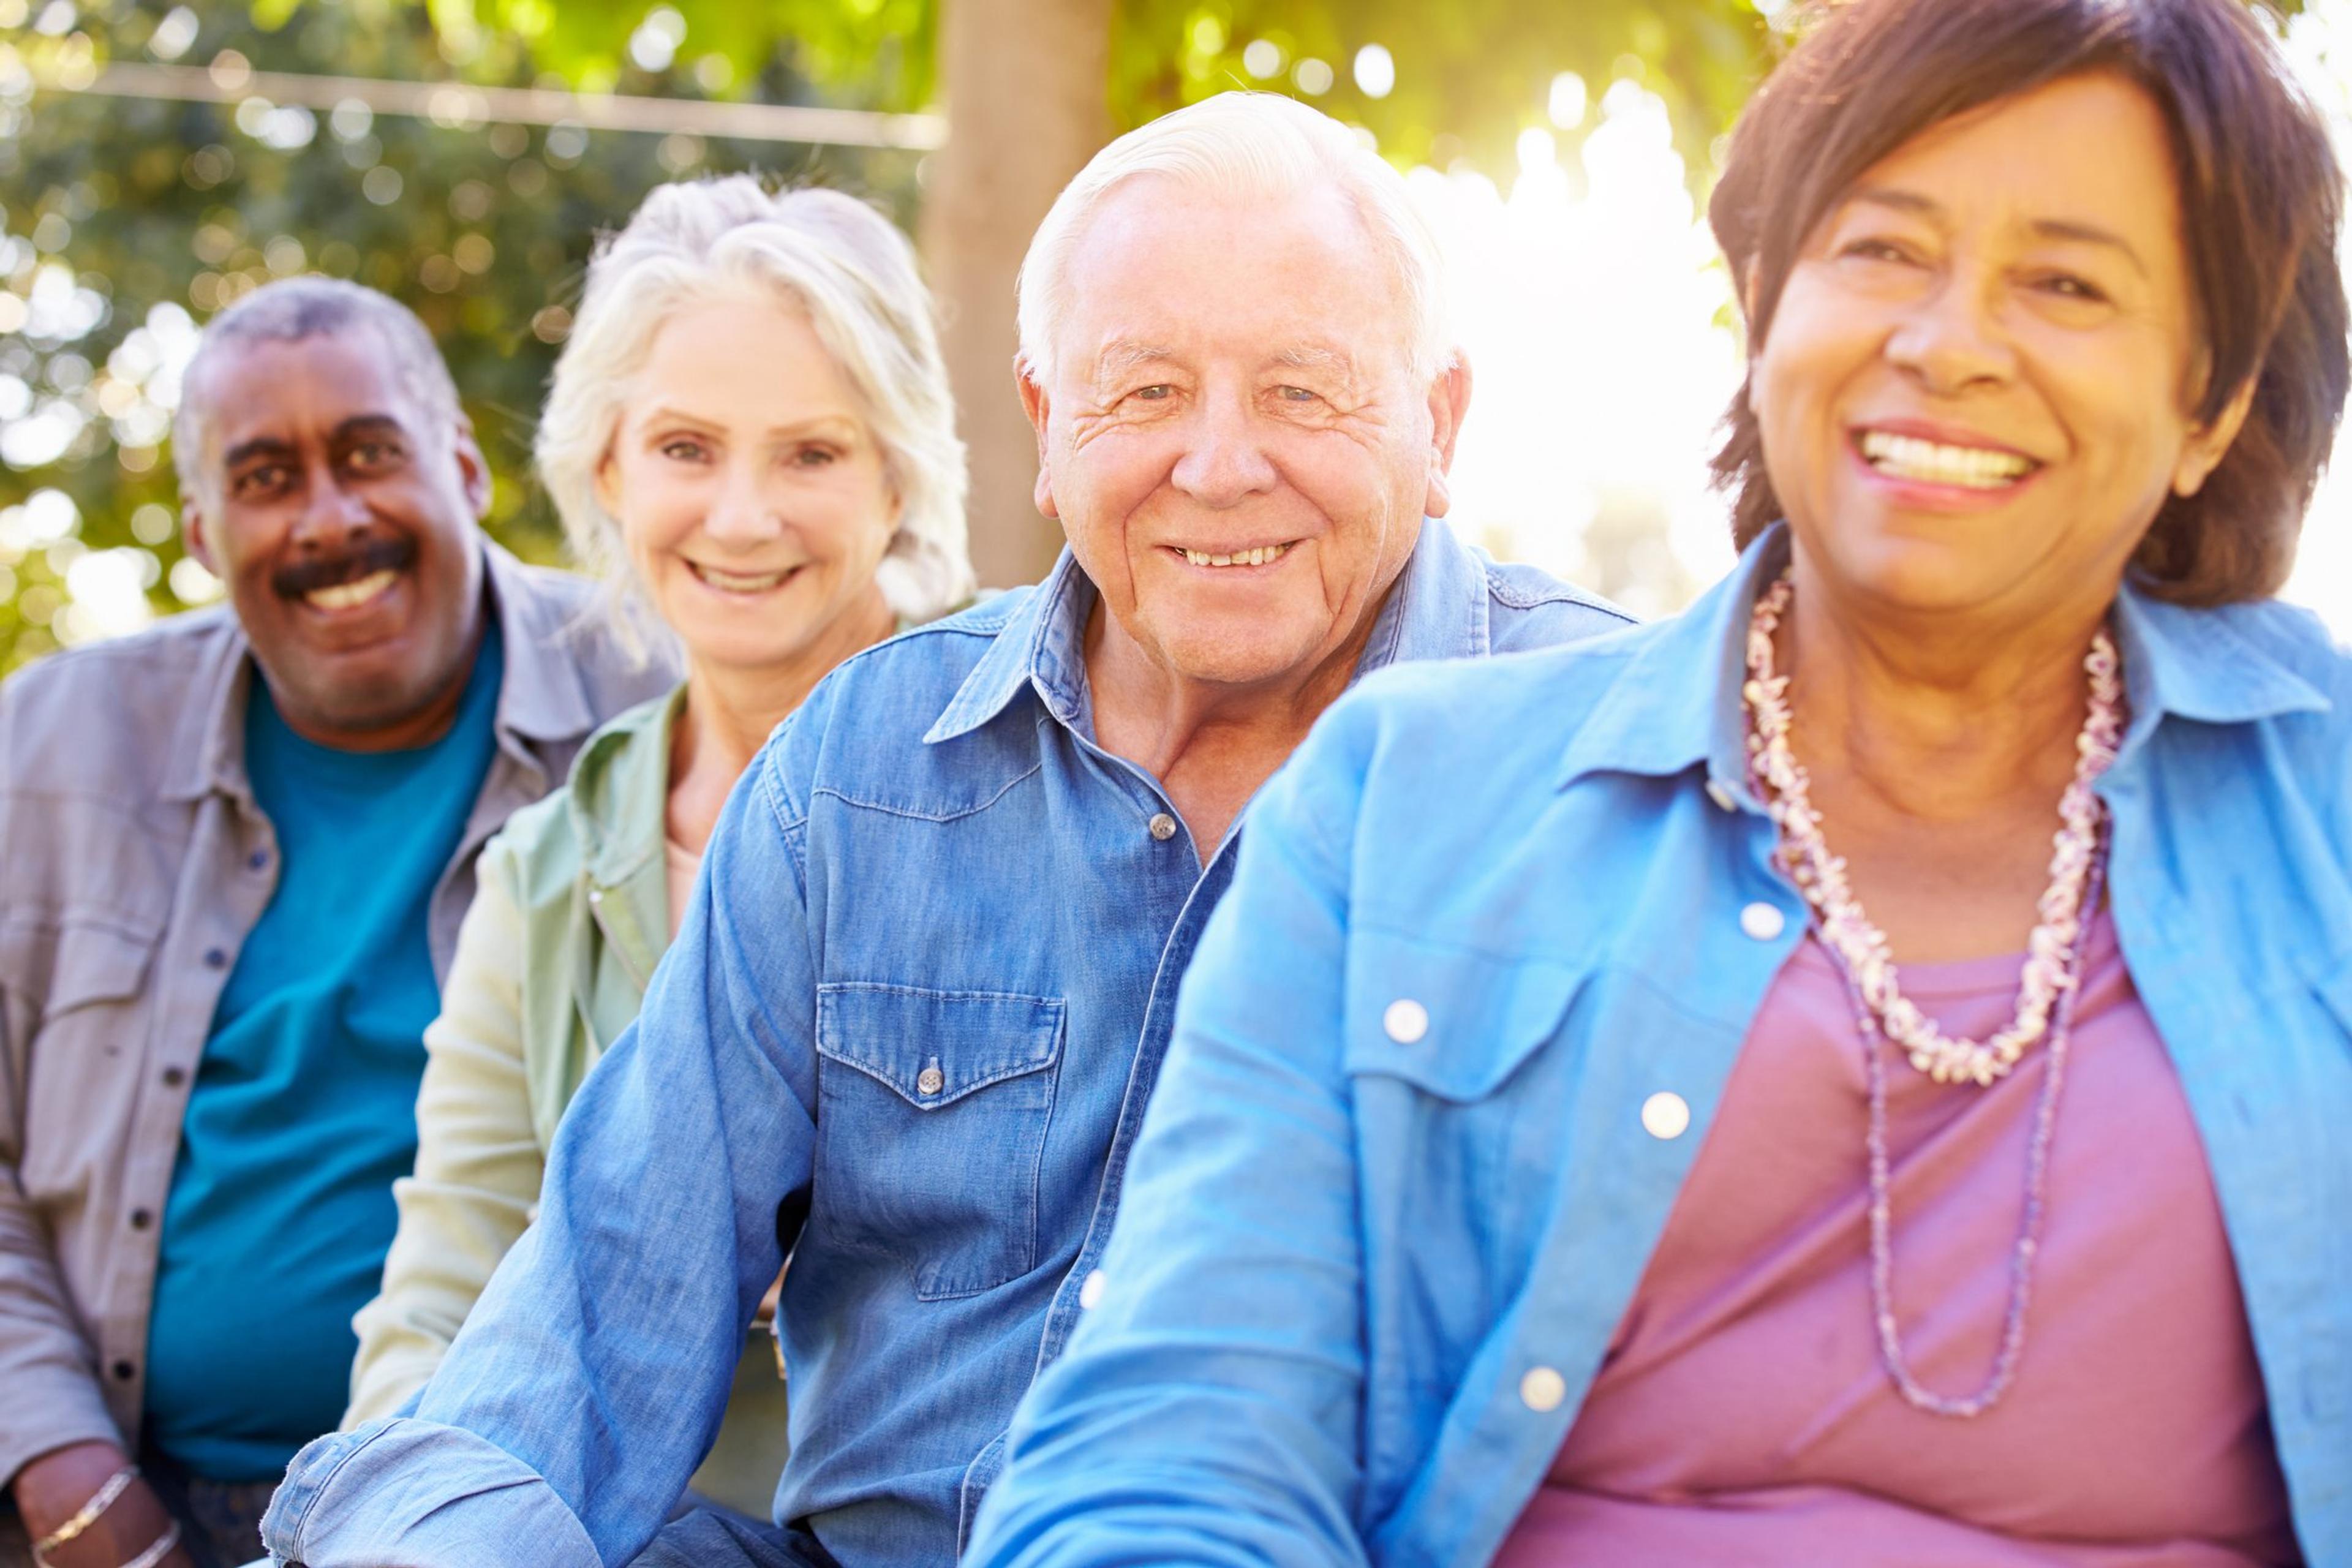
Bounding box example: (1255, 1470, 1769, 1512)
(264, 730, 822, 1568)
(967, 701, 1378, 1567)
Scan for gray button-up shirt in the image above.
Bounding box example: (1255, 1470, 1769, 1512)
(0, 541, 672, 1485)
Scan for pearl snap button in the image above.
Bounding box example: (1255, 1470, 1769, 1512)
(916, 1065, 945, 1097)
(1520, 1365, 1567, 1412)
(1641, 1091, 1692, 1140)
(1078, 1269, 1106, 1311)
(1382, 998, 1429, 1044)
(1148, 813, 1178, 842)
(1740, 902, 1786, 941)
(1705, 778, 1737, 812)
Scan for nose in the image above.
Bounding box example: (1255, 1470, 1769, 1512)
(1169, 389, 1280, 508)
(1885, 271, 2017, 396)
(702, 454, 780, 547)
(288, 458, 371, 548)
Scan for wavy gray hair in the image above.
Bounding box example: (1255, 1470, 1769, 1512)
(538, 177, 971, 659)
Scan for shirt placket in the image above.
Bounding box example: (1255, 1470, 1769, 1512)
(100, 787, 277, 1437)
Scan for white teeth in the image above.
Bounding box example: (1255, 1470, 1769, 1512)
(304, 568, 397, 612)
(1858, 431, 2034, 489)
(693, 563, 794, 593)
(1180, 543, 1291, 568)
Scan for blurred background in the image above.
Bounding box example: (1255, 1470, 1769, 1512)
(0, 0, 2345, 676)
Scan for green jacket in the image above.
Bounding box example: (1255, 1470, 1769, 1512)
(346, 686, 790, 1518)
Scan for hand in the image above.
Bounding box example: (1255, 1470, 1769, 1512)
(12, 1441, 197, 1568)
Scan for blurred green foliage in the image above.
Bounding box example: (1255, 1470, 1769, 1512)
(0, 0, 1776, 673)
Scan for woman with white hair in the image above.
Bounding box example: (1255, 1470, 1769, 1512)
(341, 175, 970, 1523)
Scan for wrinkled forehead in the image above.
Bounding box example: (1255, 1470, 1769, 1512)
(192, 323, 444, 457)
(1057, 175, 1414, 381)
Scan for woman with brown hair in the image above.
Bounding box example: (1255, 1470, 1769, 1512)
(968, 0, 2352, 1562)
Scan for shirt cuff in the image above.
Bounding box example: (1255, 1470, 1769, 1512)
(262, 1419, 600, 1568)
(0, 1366, 122, 1491)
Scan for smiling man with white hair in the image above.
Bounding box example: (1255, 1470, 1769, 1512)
(260, 91, 1630, 1568)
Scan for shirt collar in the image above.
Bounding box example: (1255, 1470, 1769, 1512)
(162, 539, 598, 802)
(1556, 521, 2332, 797)
(923, 518, 1491, 747)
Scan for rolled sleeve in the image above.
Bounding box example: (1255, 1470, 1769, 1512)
(268, 736, 823, 1567)
(265, 1418, 600, 1568)
(969, 704, 1376, 1566)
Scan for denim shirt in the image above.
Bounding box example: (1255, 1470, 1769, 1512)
(260, 519, 1632, 1568)
(968, 527, 2352, 1568)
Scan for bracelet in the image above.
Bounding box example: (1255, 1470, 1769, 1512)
(29, 1464, 138, 1566)
(118, 1520, 182, 1568)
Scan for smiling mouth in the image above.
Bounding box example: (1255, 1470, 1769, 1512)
(1170, 541, 1297, 568)
(303, 568, 399, 614)
(1856, 429, 2040, 491)
(690, 561, 801, 594)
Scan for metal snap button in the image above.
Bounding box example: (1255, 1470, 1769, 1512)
(1641, 1091, 1692, 1140)
(916, 1065, 945, 1098)
(1148, 812, 1178, 842)
(1705, 778, 1737, 812)
(1078, 1269, 1106, 1310)
(1740, 902, 1786, 941)
(1520, 1365, 1567, 1412)
(1382, 998, 1429, 1044)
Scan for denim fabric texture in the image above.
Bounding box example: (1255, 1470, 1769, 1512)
(967, 526, 2352, 1568)
(259, 519, 1633, 1568)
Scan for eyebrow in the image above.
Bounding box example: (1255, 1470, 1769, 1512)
(1845, 186, 2149, 277)
(1271, 344, 1357, 376)
(222, 414, 409, 471)
(636, 405, 863, 440)
(1092, 341, 1179, 380)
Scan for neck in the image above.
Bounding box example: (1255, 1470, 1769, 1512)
(1779, 556, 2112, 824)
(668, 586, 895, 851)
(1085, 587, 1389, 862)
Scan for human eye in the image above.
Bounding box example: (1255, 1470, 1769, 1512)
(659, 435, 710, 462)
(1276, 384, 1321, 402)
(347, 439, 404, 473)
(791, 443, 840, 467)
(230, 462, 290, 499)
(1838, 236, 1920, 266)
(1129, 384, 1175, 402)
(2030, 270, 2111, 304)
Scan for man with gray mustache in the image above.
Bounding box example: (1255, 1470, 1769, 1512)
(0, 279, 668, 1568)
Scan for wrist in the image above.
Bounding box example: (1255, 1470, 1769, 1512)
(11, 1441, 133, 1543)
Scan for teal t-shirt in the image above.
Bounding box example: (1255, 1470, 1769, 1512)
(144, 625, 504, 1480)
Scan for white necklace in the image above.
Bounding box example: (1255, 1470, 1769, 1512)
(1743, 570, 2125, 1085)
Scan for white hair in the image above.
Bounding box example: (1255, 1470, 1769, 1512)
(538, 176, 972, 659)
(1016, 92, 1453, 387)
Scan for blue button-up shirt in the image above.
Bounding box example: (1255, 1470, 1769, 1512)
(970, 526, 2352, 1568)
(259, 520, 1631, 1567)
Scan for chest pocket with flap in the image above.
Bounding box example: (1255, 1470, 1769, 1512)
(813, 983, 1067, 1300)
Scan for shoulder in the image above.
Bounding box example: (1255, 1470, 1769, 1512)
(0, 608, 237, 791)
(485, 549, 676, 721)
(755, 587, 1042, 820)
(1477, 555, 1637, 652)
(1276, 619, 1657, 858)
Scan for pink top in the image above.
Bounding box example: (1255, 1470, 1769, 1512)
(1494, 914, 2299, 1567)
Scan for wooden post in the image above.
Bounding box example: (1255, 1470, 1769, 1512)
(921, 0, 1114, 589)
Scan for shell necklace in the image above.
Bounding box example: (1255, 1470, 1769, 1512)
(1743, 568, 2125, 1087)
(1741, 567, 2124, 1418)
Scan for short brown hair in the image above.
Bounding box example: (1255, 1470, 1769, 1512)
(1708, 0, 2349, 605)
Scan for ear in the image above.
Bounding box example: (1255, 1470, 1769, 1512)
(180, 495, 216, 576)
(1017, 360, 1060, 521)
(1420, 355, 1475, 520)
(2172, 375, 2258, 499)
(451, 415, 492, 519)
